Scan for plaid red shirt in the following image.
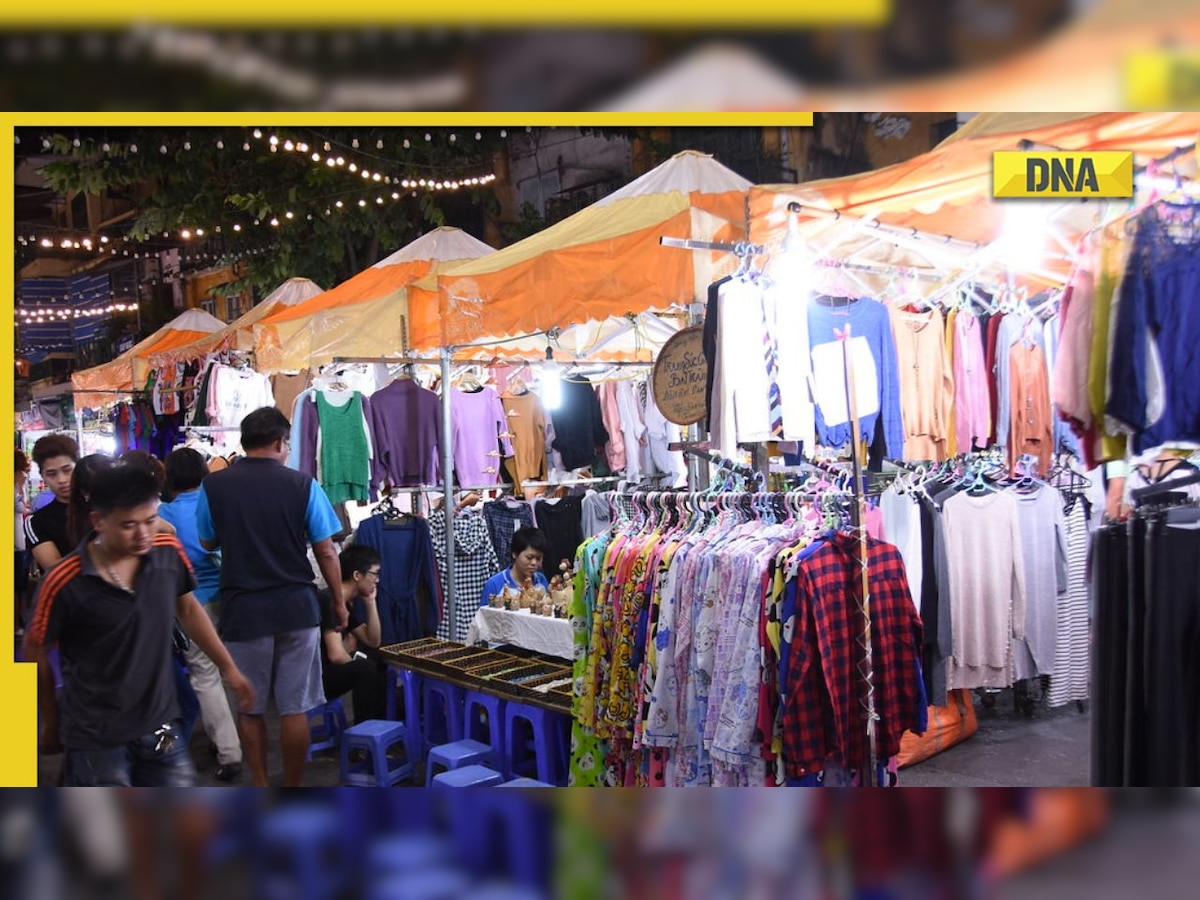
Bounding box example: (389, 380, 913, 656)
(781, 533, 924, 777)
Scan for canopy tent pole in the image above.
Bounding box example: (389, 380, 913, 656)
(440, 346, 456, 639)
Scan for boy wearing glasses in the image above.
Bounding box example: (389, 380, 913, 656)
(317, 544, 386, 723)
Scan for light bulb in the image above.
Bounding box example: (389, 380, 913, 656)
(232, 223, 241, 231)
(284, 140, 294, 151)
(312, 152, 321, 162)
(403, 139, 410, 149)
(376, 139, 383, 149)
(181, 229, 191, 239)
(129, 143, 137, 153)
(285, 211, 293, 219)
(196, 228, 204, 235)
(253, 128, 262, 139)
(183, 141, 191, 150)
(243, 142, 250, 151)
(352, 138, 359, 148)
(216, 139, 224, 150)
(348, 162, 357, 172)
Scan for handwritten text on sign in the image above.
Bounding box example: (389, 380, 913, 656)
(652, 326, 709, 426)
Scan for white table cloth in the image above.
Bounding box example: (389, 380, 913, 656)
(466, 606, 574, 660)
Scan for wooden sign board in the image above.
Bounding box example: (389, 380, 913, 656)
(652, 325, 708, 426)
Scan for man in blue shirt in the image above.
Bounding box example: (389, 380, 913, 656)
(196, 407, 347, 787)
(480, 527, 551, 607)
(159, 447, 243, 782)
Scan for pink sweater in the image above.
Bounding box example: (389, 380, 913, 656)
(953, 312, 992, 452)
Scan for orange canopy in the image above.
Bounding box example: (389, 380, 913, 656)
(428, 150, 751, 353)
(148, 277, 325, 368)
(253, 227, 494, 373)
(748, 112, 1200, 295)
(72, 308, 226, 410)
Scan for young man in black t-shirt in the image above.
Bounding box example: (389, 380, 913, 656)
(24, 433, 78, 573)
(317, 544, 386, 723)
(23, 467, 254, 786)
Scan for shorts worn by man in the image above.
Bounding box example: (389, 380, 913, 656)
(22, 466, 253, 787)
(196, 406, 346, 788)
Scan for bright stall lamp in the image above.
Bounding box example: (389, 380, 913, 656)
(998, 200, 1056, 264)
(540, 348, 563, 411)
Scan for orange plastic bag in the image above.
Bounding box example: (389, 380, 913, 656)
(898, 688, 978, 768)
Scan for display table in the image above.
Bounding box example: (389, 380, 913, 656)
(466, 607, 574, 661)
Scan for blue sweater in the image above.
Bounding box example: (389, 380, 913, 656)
(807, 297, 905, 459)
(1107, 204, 1200, 453)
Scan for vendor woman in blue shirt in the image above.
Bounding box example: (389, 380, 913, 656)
(481, 527, 550, 607)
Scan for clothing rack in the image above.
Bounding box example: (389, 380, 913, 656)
(681, 447, 760, 485)
(1131, 468, 1200, 503)
(522, 476, 623, 490)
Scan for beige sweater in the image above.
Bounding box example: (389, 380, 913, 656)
(942, 489, 1028, 690)
(890, 306, 955, 462)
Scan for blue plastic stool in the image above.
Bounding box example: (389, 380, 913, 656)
(425, 738, 495, 786)
(367, 833, 456, 881)
(431, 764, 504, 788)
(340, 719, 415, 787)
(367, 868, 473, 900)
(420, 679, 464, 754)
(502, 702, 569, 785)
(463, 690, 505, 754)
(497, 777, 554, 788)
(448, 791, 553, 889)
(256, 805, 349, 900)
(387, 668, 423, 762)
(307, 697, 348, 759)
(470, 884, 548, 900)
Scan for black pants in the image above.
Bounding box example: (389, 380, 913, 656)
(322, 659, 387, 724)
(1091, 524, 1129, 786)
(1144, 521, 1200, 787)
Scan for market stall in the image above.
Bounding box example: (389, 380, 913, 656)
(253, 226, 495, 373)
(147, 276, 324, 369)
(70, 308, 226, 411)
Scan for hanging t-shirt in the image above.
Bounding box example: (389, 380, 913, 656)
(534, 495, 585, 578)
(942, 490, 1027, 691)
(953, 311, 992, 452)
(890, 306, 954, 462)
(315, 390, 372, 504)
(207, 365, 275, 430)
(450, 386, 514, 488)
(807, 296, 904, 459)
(501, 393, 549, 491)
(369, 378, 442, 488)
(709, 278, 814, 457)
(550, 377, 609, 472)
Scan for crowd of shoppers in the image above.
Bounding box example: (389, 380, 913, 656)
(19, 406, 361, 787)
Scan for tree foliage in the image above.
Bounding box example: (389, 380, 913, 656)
(35, 126, 503, 300)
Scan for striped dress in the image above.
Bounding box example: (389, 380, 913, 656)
(1047, 500, 1091, 707)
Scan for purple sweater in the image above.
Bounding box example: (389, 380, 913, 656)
(369, 379, 442, 488)
(450, 387, 514, 487)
